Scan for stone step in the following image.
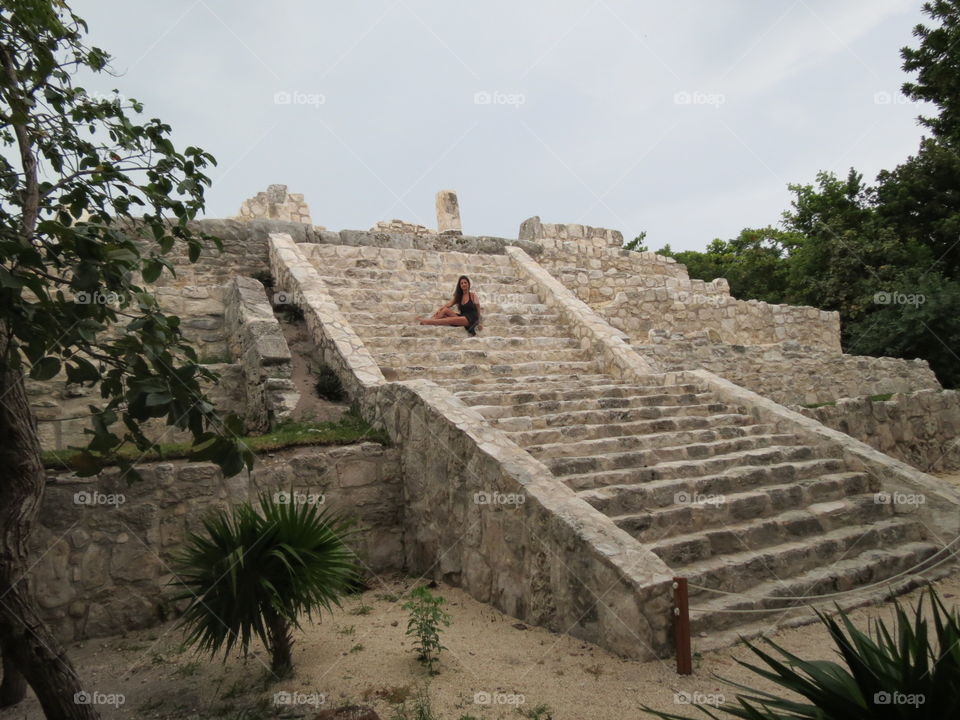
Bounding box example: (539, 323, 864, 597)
(503, 412, 752, 447)
(372, 346, 593, 369)
(312, 267, 525, 285)
(326, 286, 544, 306)
(559, 444, 828, 489)
(351, 322, 574, 339)
(617, 480, 882, 549)
(490, 401, 743, 433)
(677, 513, 924, 607)
(317, 276, 527, 294)
(471, 391, 721, 421)
(454, 382, 705, 407)
(333, 299, 557, 316)
(363, 336, 582, 352)
(690, 541, 944, 641)
(544, 433, 803, 477)
(305, 245, 514, 269)
(433, 372, 617, 392)
(577, 458, 853, 514)
(344, 311, 566, 326)
(380, 359, 600, 383)
(523, 423, 777, 460)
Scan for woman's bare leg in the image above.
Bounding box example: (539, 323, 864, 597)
(419, 316, 469, 326)
(419, 306, 461, 324)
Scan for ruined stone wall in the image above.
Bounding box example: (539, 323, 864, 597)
(370, 219, 431, 235)
(538, 242, 841, 351)
(32, 443, 402, 642)
(236, 183, 313, 225)
(631, 336, 941, 406)
(796, 390, 960, 473)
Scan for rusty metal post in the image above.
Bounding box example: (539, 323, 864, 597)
(673, 577, 692, 675)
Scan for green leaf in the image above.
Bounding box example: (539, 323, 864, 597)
(31, 357, 62, 381)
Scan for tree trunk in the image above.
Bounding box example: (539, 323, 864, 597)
(0, 650, 27, 707)
(264, 609, 293, 678)
(0, 365, 100, 720)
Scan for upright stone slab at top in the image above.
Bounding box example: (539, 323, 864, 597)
(435, 190, 462, 235)
(237, 184, 314, 225)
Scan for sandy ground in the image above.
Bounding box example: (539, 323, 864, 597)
(3, 478, 957, 720)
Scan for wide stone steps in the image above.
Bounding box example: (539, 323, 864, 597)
(502, 413, 753, 446)
(313, 267, 524, 285)
(371, 346, 593, 368)
(433, 372, 617, 393)
(362, 336, 582, 352)
(469, 391, 722, 420)
(689, 540, 942, 640)
(489, 402, 744, 433)
(544, 433, 802, 477)
(352, 322, 574, 340)
(380, 359, 600, 383)
(521, 423, 778, 460)
(453, 382, 704, 407)
(577, 459, 854, 515)
(344, 310, 566, 326)
(327, 287, 544, 306)
(560, 445, 829, 490)
(615, 480, 882, 547)
(316, 276, 527, 293)
(335, 299, 557, 316)
(676, 510, 919, 599)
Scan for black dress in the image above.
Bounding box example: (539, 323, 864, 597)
(458, 294, 479, 334)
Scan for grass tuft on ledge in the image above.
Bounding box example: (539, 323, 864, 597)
(43, 410, 390, 472)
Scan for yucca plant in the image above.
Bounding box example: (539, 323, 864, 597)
(644, 587, 960, 719)
(170, 493, 360, 677)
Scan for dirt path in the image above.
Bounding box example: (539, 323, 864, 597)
(3, 569, 959, 720)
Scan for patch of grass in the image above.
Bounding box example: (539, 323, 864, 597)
(337, 624, 356, 636)
(376, 592, 401, 603)
(869, 392, 894, 402)
(173, 660, 202, 677)
(349, 603, 373, 616)
(362, 685, 412, 704)
(315, 364, 347, 402)
(349, 643, 365, 653)
(42, 410, 389, 471)
(519, 704, 554, 720)
(389, 686, 438, 720)
(583, 663, 603, 679)
(800, 400, 837, 409)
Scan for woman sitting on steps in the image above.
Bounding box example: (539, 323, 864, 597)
(418, 275, 483, 336)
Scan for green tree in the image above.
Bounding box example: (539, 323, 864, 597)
(901, 0, 960, 143)
(624, 231, 649, 252)
(0, 2, 250, 717)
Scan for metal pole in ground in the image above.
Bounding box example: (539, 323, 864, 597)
(673, 577, 692, 675)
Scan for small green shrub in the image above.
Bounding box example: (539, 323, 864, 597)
(402, 586, 451, 675)
(315, 365, 347, 402)
(389, 686, 438, 720)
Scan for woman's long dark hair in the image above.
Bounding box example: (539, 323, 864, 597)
(453, 275, 471, 306)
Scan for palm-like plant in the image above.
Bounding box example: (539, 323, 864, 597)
(644, 587, 960, 719)
(171, 493, 360, 676)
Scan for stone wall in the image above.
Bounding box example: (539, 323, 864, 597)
(796, 390, 960, 472)
(631, 335, 941, 406)
(539, 244, 841, 351)
(223, 276, 299, 432)
(370, 219, 431, 236)
(519, 216, 623, 253)
(236, 183, 313, 225)
(31, 443, 402, 642)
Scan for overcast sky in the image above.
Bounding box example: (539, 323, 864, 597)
(71, 0, 934, 251)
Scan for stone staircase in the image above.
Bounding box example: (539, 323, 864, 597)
(301, 242, 945, 648)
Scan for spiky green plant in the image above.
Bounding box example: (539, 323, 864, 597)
(643, 587, 960, 719)
(171, 493, 360, 677)
(402, 586, 451, 674)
